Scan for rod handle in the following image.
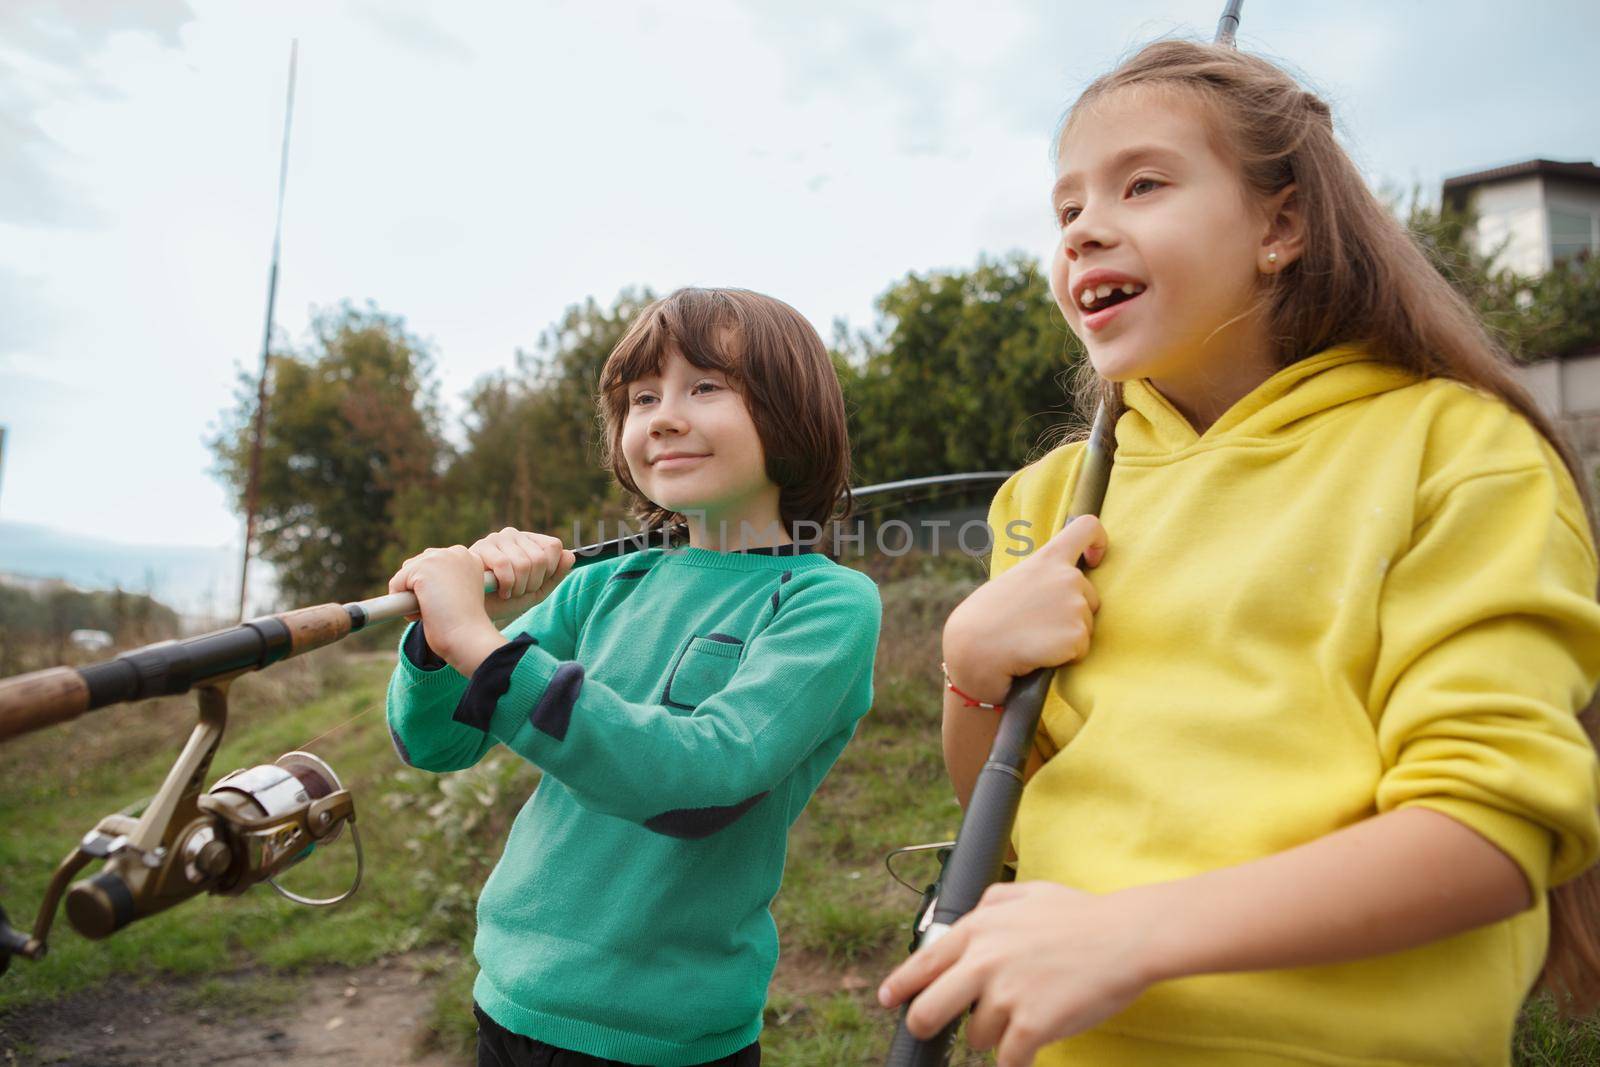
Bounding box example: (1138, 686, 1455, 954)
(0, 668, 90, 742)
(884, 1006, 957, 1067)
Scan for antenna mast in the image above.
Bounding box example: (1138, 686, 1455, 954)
(237, 39, 298, 622)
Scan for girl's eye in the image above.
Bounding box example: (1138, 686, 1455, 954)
(630, 392, 657, 406)
(1129, 177, 1162, 197)
(691, 380, 722, 395)
(1056, 205, 1081, 227)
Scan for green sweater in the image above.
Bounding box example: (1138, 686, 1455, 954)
(386, 545, 881, 1065)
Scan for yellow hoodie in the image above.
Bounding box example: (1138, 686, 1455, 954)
(987, 345, 1600, 1067)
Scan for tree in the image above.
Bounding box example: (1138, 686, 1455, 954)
(1404, 192, 1600, 362)
(210, 303, 447, 605)
(838, 253, 1087, 485)
(408, 289, 657, 555)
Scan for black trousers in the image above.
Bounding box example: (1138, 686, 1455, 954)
(474, 1004, 761, 1067)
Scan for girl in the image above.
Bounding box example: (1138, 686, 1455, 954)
(880, 39, 1600, 1067)
(385, 288, 882, 1067)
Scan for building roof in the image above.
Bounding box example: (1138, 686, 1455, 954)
(1443, 159, 1600, 192)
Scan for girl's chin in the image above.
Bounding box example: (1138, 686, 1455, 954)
(1084, 346, 1152, 383)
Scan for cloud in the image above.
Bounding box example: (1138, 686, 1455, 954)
(349, 1, 474, 65)
(0, 264, 59, 359)
(0, 0, 195, 228)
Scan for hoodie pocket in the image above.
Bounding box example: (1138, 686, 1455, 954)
(663, 633, 743, 711)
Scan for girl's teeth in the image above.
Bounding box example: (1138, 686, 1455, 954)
(1079, 281, 1147, 309)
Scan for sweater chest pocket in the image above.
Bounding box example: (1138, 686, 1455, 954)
(663, 634, 743, 711)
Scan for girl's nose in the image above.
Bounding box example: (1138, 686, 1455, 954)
(1063, 209, 1117, 262)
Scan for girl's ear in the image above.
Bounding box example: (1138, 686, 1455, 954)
(1259, 184, 1306, 274)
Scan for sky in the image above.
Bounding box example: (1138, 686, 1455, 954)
(1, 0, 1597, 567)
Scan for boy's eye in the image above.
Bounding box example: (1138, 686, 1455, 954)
(1056, 204, 1081, 227)
(1128, 177, 1162, 197)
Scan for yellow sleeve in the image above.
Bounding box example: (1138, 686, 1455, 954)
(985, 467, 1027, 580)
(985, 443, 1086, 580)
(983, 446, 1087, 764)
(1371, 459, 1600, 894)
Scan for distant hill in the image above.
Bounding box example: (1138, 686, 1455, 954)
(0, 521, 273, 623)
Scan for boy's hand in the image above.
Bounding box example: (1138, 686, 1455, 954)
(942, 515, 1106, 705)
(388, 545, 501, 669)
(387, 530, 577, 674)
(468, 527, 576, 619)
(878, 880, 1156, 1067)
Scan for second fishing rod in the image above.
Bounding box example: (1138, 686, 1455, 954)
(882, 2, 1244, 1062)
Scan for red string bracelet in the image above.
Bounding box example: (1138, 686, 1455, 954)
(942, 661, 1004, 712)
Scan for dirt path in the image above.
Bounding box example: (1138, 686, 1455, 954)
(1, 953, 462, 1067)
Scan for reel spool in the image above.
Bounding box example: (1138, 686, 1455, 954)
(200, 751, 362, 905)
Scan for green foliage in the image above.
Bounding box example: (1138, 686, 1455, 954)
(1405, 192, 1600, 362)
(209, 304, 447, 605)
(839, 253, 1086, 485)
(214, 234, 1600, 605)
(1521, 252, 1600, 360)
(411, 289, 657, 556)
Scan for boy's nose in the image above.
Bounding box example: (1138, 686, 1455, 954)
(648, 406, 687, 435)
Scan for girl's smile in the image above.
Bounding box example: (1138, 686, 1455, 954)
(1072, 269, 1150, 333)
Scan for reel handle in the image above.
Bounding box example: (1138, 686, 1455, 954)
(0, 903, 31, 976)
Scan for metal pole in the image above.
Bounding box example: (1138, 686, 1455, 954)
(238, 39, 299, 622)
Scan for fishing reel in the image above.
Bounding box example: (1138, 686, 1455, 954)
(885, 841, 1014, 955)
(1, 683, 362, 973)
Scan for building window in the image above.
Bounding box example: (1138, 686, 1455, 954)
(1549, 206, 1599, 263)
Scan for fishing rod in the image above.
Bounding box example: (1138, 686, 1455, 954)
(882, 5, 1243, 1063)
(0, 471, 1012, 975)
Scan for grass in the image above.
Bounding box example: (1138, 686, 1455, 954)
(4, 553, 1599, 1065)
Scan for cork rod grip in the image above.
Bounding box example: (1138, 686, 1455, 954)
(0, 668, 91, 742)
(279, 604, 354, 657)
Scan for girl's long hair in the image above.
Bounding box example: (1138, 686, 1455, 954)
(1061, 39, 1600, 1010)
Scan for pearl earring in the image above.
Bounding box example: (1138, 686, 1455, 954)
(1267, 252, 1279, 264)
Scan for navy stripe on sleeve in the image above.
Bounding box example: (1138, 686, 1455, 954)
(452, 634, 538, 732)
(529, 662, 585, 742)
(644, 791, 770, 839)
(388, 724, 415, 767)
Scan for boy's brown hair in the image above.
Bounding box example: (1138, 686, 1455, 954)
(597, 287, 852, 542)
(1063, 38, 1600, 1011)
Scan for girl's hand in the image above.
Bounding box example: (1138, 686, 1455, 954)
(944, 515, 1106, 704)
(878, 880, 1157, 1067)
(468, 527, 577, 619)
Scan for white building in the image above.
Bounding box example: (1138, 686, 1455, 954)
(1443, 158, 1600, 275)
(1442, 159, 1600, 508)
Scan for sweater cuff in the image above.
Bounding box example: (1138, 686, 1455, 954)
(402, 620, 448, 671)
(1403, 796, 1555, 901)
(395, 622, 468, 693)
